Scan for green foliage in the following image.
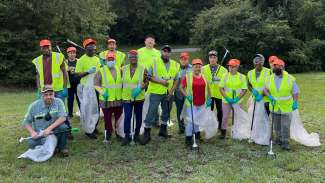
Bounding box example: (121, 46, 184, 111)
(191, 0, 325, 72)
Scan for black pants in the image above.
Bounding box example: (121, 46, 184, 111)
(68, 84, 80, 117)
(265, 102, 270, 116)
(210, 97, 223, 130)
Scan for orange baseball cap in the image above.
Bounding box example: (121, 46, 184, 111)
(180, 52, 189, 59)
(83, 38, 96, 48)
(40, 39, 51, 47)
(192, 58, 203, 65)
(128, 50, 138, 55)
(228, 59, 240, 66)
(106, 51, 116, 59)
(273, 58, 285, 66)
(66, 47, 76, 53)
(268, 55, 278, 63)
(107, 38, 116, 44)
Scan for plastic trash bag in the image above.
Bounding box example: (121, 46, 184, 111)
(181, 104, 218, 139)
(75, 109, 104, 117)
(77, 74, 99, 134)
(232, 104, 251, 140)
(290, 110, 321, 147)
(18, 135, 57, 162)
(115, 112, 125, 138)
(247, 97, 270, 145)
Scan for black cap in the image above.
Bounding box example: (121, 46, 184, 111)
(208, 50, 218, 56)
(161, 45, 172, 52)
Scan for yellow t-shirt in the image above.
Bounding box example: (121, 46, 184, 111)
(75, 54, 101, 85)
(137, 47, 161, 69)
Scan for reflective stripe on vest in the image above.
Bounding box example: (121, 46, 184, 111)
(121, 65, 145, 100)
(99, 66, 122, 101)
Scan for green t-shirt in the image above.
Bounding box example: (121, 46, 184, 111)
(75, 54, 101, 85)
(137, 47, 161, 70)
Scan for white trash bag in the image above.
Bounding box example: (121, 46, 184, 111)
(290, 110, 321, 147)
(77, 75, 99, 134)
(18, 135, 58, 162)
(247, 98, 270, 145)
(232, 104, 251, 140)
(115, 112, 125, 138)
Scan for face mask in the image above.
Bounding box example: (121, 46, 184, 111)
(273, 68, 282, 75)
(106, 60, 116, 68)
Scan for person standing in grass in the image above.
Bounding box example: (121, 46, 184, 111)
(264, 58, 300, 151)
(120, 50, 148, 146)
(99, 38, 126, 68)
(219, 59, 248, 139)
(22, 85, 69, 157)
(94, 52, 123, 142)
(202, 50, 227, 137)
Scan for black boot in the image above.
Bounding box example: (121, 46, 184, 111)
(140, 128, 151, 145)
(158, 124, 170, 138)
(219, 129, 226, 139)
(185, 136, 192, 148)
(121, 136, 131, 146)
(85, 132, 97, 139)
(178, 120, 185, 134)
(195, 132, 202, 141)
(134, 133, 141, 143)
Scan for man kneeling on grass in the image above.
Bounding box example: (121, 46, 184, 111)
(22, 85, 69, 157)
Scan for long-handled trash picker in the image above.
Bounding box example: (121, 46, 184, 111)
(190, 102, 199, 151)
(267, 104, 276, 159)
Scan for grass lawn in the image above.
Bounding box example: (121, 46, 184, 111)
(0, 73, 324, 182)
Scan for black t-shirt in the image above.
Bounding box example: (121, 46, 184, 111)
(68, 59, 80, 85)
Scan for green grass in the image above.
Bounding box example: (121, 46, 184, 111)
(0, 73, 324, 183)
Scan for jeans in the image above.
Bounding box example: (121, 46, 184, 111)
(123, 102, 144, 138)
(55, 91, 71, 130)
(144, 93, 172, 128)
(28, 124, 68, 150)
(174, 95, 185, 132)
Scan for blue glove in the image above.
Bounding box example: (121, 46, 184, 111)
(292, 100, 299, 110)
(268, 95, 276, 105)
(87, 67, 96, 74)
(225, 97, 233, 104)
(62, 88, 68, 98)
(102, 90, 109, 101)
(99, 58, 105, 66)
(206, 98, 212, 108)
(186, 95, 193, 103)
(232, 97, 240, 104)
(132, 87, 142, 98)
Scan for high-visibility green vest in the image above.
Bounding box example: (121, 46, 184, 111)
(184, 72, 208, 106)
(98, 66, 122, 102)
(221, 72, 246, 103)
(247, 67, 270, 102)
(147, 58, 180, 94)
(268, 72, 294, 113)
(99, 50, 126, 67)
(32, 52, 64, 91)
(202, 65, 227, 99)
(121, 64, 145, 101)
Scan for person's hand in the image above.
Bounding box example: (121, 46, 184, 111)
(102, 90, 109, 101)
(43, 128, 52, 137)
(186, 95, 193, 103)
(87, 66, 96, 74)
(292, 100, 299, 110)
(268, 95, 276, 105)
(252, 89, 262, 102)
(255, 94, 262, 102)
(132, 87, 142, 98)
(162, 79, 169, 87)
(99, 58, 105, 66)
(206, 98, 212, 108)
(225, 97, 233, 104)
(31, 131, 39, 139)
(62, 88, 68, 98)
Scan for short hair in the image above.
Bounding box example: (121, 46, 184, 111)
(145, 34, 155, 40)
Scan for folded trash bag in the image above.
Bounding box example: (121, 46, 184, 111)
(232, 104, 251, 140)
(247, 98, 270, 145)
(290, 110, 321, 147)
(18, 135, 57, 162)
(77, 74, 99, 134)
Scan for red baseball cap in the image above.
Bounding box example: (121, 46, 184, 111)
(273, 58, 285, 66)
(268, 55, 278, 63)
(192, 58, 203, 65)
(128, 50, 138, 55)
(40, 39, 51, 47)
(106, 51, 116, 59)
(107, 38, 116, 44)
(180, 52, 189, 59)
(66, 47, 76, 53)
(83, 38, 96, 48)
(228, 59, 240, 66)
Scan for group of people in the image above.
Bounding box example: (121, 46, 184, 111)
(20, 34, 320, 161)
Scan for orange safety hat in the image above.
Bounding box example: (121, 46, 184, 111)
(268, 55, 278, 63)
(192, 58, 203, 65)
(273, 58, 285, 66)
(83, 38, 96, 48)
(66, 47, 76, 53)
(40, 39, 51, 47)
(228, 59, 240, 66)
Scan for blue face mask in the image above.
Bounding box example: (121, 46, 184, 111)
(106, 60, 116, 68)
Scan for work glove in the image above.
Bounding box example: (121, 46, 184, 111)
(252, 89, 262, 102)
(268, 95, 276, 106)
(292, 100, 299, 110)
(102, 90, 109, 101)
(36, 88, 41, 99)
(87, 66, 96, 74)
(205, 98, 212, 108)
(99, 58, 105, 66)
(186, 95, 193, 103)
(232, 97, 240, 104)
(225, 97, 233, 104)
(132, 87, 142, 98)
(62, 88, 68, 98)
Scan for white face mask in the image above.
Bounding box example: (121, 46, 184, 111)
(106, 60, 116, 68)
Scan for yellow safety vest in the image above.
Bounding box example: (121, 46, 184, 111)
(268, 73, 294, 113)
(221, 72, 246, 103)
(98, 66, 122, 101)
(247, 67, 270, 102)
(202, 65, 227, 99)
(184, 72, 208, 106)
(121, 64, 145, 101)
(32, 52, 64, 91)
(147, 58, 180, 94)
(99, 50, 126, 68)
